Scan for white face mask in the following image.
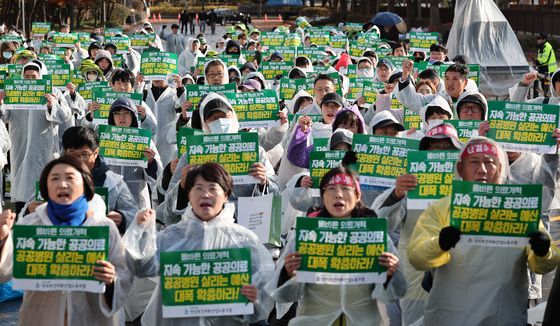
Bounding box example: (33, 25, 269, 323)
(87, 72, 98, 81)
(207, 118, 236, 134)
(357, 68, 374, 77)
(3, 51, 12, 59)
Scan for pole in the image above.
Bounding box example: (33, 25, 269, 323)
(21, 0, 26, 36)
(103, 2, 107, 28)
(259, 0, 262, 19)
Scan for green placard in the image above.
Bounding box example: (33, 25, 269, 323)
(346, 64, 358, 78)
(409, 32, 439, 52)
(380, 56, 414, 69)
(4, 77, 52, 110)
(450, 181, 542, 247)
(74, 32, 92, 44)
(7, 63, 24, 78)
(362, 80, 385, 105)
(184, 83, 237, 109)
(297, 47, 329, 63)
(160, 248, 253, 318)
(225, 90, 279, 129)
(278, 77, 315, 100)
(403, 107, 422, 130)
(347, 77, 369, 101)
(219, 54, 241, 67)
(308, 31, 330, 46)
(98, 125, 152, 168)
(140, 51, 178, 81)
(447, 120, 481, 142)
(330, 35, 348, 51)
(348, 41, 371, 58)
(313, 138, 329, 151)
(104, 27, 123, 36)
(260, 32, 287, 47)
(12, 225, 109, 293)
(309, 151, 346, 189)
(266, 46, 297, 62)
(105, 35, 130, 54)
(45, 62, 71, 90)
(177, 127, 205, 157)
(185, 133, 259, 184)
(51, 32, 78, 48)
(284, 33, 302, 47)
(407, 151, 459, 209)
(295, 217, 387, 284)
(92, 90, 142, 124)
(129, 33, 155, 49)
(352, 134, 420, 188)
(487, 101, 559, 154)
(77, 81, 111, 103)
(32, 22, 52, 40)
(244, 50, 257, 63)
(259, 60, 293, 80)
(1, 34, 23, 44)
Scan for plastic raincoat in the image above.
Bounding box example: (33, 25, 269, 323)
(266, 225, 407, 326)
(407, 137, 560, 325)
(0, 195, 133, 325)
(177, 38, 203, 76)
(143, 84, 179, 166)
(123, 203, 275, 325)
(159, 28, 187, 55)
(0, 62, 71, 203)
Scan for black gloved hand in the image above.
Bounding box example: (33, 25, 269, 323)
(529, 231, 551, 257)
(438, 226, 461, 251)
(162, 25, 167, 29)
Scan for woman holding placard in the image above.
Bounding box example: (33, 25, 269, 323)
(123, 162, 275, 325)
(268, 162, 406, 325)
(0, 156, 132, 325)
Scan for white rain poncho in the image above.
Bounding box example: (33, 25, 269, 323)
(510, 69, 560, 105)
(123, 203, 275, 325)
(407, 137, 560, 325)
(178, 38, 203, 76)
(266, 228, 407, 326)
(1, 62, 72, 203)
(144, 84, 179, 166)
(0, 195, 133, 325)
(446, 0, 530, 97)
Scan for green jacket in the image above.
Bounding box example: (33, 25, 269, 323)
(538, 41, 557, 74)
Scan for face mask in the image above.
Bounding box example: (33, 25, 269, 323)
(3, 51, 12, 59)
(207, 118, 236, 134)
(87, 72, 98, 81)
(357, 68, 374, 77)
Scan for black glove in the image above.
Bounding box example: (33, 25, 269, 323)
(438, 226, 461, 251)
(529, 232, 550, 257)
(162, 24, 167, 29)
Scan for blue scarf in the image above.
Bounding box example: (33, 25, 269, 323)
(47, 194, 89, 226)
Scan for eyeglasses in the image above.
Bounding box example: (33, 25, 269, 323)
(459, 104, 482, 114)
(66, 151, 96, 161)
(207, 72, 224, 79)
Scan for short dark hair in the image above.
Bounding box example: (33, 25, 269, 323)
(418, 68, 439, 83)
(184, 163, 233, 197)
(445, 64, 469, 79)
(204, 60, 225, 75)
(39, 156, 95, 201)
(63, 126, 99, 150)
(452, 55, 467, 65)
(430, 43, 448, 54)
(111, 68, 135, 87)
(171, 23, 179, 29)
(389, 41, 406, 54)
(333, 110, 364, 134)
(314, 73, 335, 86)
(295, 56, 310, 67)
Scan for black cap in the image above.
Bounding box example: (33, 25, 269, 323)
(321, 92, 344, 107)
(538, 33, 548, 40)
(203, 98, 232, 120)
(329, 130, 353, 150)
(458, 94, 484, 111)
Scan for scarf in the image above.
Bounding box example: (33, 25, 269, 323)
(47, 194, 89, 226)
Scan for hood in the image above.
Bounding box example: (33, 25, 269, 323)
(456, 91, 488, 120)
(94, 49, 114, 71)
(225, 40, 242, 55)
(108, 99, 139, 128)
(288, 67, 307, 79)
(455, 136, 509, 184)
(187, 37, 199, 52)
(288, 89, 313, 114)
(245, 71, 267, 89)
(419, 95, 454, 125)
(335, 104, 367, 134)
(203, 58, 228, 85)
(199, 92, 239, 133)
(22, 61, 46, 78)
(228, 65, 241, 78)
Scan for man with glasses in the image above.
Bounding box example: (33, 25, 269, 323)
(61, 126, 138, 234)
(298, 74, 337, 116)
